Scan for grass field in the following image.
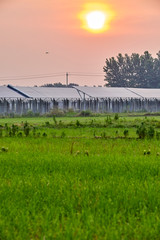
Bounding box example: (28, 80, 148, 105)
(0, 114, 160, 239)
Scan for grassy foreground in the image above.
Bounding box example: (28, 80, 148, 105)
(0, 115, 160, 239)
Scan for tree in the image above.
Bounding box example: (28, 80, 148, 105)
(41, 82, 79, 88)
(103, 51, 160, 88)
(154, 51, 160, 88)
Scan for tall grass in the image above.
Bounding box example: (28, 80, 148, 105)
(0, 116, 160, 239)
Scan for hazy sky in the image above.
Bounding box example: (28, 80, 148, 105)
(0, 0, 160, 86)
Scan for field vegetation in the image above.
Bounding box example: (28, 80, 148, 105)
(0, 113, 160, 239)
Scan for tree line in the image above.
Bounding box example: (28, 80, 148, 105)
(40, 82, 79, 88)
(103, 51, 160, 88)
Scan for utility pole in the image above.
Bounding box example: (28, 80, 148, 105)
(66, 72, 69, 86)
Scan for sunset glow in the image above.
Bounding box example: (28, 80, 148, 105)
(79, 3, 115, 33)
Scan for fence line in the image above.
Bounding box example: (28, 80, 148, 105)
(0, 98, 160, 115)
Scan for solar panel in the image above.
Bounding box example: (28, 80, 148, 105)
(0, 86, 24, 98)
(12, 86, 80, 99)
(129, 88, 160, 99)
(74, 87, 142, 99)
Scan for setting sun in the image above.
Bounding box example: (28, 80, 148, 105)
(79, 3, 115, 33)
(86, 11, 106, 30)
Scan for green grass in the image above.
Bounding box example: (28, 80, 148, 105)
(0, 115, 160, 239)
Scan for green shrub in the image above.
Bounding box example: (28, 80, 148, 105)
(17, 132, 23, 137)
(75, 120, 81, 127)
(78, 110, 92, 117)
(32, 127, 36, 137)
(147, 126, 155, 139)
(42, 132, 47, 137)
(11, 124, 19, 136)
(23, 122, 30, 137)
(46, 109, 65, 117)
(136, 122, 147, 139)
(114, 113, 119, 120)
(156, 131, 160, 140)
(53, 116, 57, 125)
(26, 110, 34, 117)
(123, 129, 129, 138)
(105, 116, 112, 125)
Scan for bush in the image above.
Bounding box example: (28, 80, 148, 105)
(53, 116, 57, 125)
(11, 124, 19, 136)
(123, 129, 129, 138)
(23, 122, 30, 137)
(147, 126, 155, 139)
(78, 110, 92, 117)
(137, 124, 155, 139)
(114, 113, 119, 120)
(26, 110, 34, 117)
(66, 109, 77, 117)
(46, 109, 65, 117)
(42, 132, 47, 137)
(75, 120, 81, 127)
(136, 123, 147, 139)
(17, 132, 23, 137)
(105, 116, 112, 125)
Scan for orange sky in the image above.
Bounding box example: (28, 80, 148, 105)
(0, 0, 160, 86)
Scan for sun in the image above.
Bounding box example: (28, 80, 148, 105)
(86, 11, 106, 30)
(79, 3, 115, 33)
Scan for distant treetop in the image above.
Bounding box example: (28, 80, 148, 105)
(41, 82, 79, 88)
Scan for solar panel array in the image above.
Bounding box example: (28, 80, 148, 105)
(0, 85, 160, 99)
